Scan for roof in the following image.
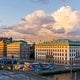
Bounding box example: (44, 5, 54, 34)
(36, 39, 80, 46)
(7, 41, 27, 45)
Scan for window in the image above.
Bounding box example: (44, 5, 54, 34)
(70, 50, 71, 52)
(70, 54, 71, 56)
(65, 50, 67, 52)
(65, 53, 67, 56)
(65, 57, 67, 60)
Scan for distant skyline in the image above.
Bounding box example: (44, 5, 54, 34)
(0, 0, 80, 41)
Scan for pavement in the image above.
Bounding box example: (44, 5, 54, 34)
(0, 70, 46, 80)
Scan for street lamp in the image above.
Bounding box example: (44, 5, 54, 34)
(70, 58, 77, 80)
(70, 59, 73, 80)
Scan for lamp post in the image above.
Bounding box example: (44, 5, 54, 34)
(70, 59, 72, 80)
(70, 58, 77, 80)
(75, 72, 77, 80)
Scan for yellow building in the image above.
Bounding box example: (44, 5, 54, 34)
(0, 40, 7, 57)
(0, 40, 5, 57)
(7, 42, 20, 59)
(7, 41, 30, 60)
(0, 37, 12, 58)
(35, 39, 80, 64)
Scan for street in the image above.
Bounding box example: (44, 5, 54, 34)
(0, 70, 46, 80)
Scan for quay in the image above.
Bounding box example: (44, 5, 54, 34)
(39, 64, 80, 75)
(0, 58, 80, 76)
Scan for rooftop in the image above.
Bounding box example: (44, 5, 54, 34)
(36, 39, 80, 46)
(7, 40, 27, 45)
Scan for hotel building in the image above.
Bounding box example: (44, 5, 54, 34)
(35, 39, 80, 64)
(7, 41, 31, 60)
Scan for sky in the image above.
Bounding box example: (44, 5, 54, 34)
(0, 0, 79, 26)
(0, 0, 80, 42)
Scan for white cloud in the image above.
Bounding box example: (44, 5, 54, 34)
(25, 10, 54, 25)
(10, 10, 55, 36)
(52, 6, 80, 32)
(1, 6, 80, 41)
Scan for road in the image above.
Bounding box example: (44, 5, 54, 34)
(39, 64, 80, 75)
(0, 70, 47, 80)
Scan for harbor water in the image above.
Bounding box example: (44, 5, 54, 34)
(46, 71, 80, 80)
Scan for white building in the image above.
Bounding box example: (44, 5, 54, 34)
(35, 39, 80, 64)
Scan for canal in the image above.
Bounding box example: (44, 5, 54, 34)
(46, 71, 80, 80)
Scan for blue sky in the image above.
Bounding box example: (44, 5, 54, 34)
(0, 0, 80, 41)
(0, 0, 80, 26)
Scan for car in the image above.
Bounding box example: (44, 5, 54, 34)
(65, 65, 70, 69)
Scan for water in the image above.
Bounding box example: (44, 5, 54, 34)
(46, 72, 80, 80)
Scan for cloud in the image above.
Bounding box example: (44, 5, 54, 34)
(53, 6, 80, 39)
(67, 27, 80, 37)
(53, 27, 65, 34)
(11, 10, 55, 35)
(25, 10, 54, 25)
(0, 6, 80, 41)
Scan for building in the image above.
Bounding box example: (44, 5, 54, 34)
(7, 41, 31, 60)
(35, 39, 80, 64)
(0, 37, 12, 58)
(0, 37, 12, 43)
(0, 40, 6, 57)
(30, 43, 35, 60)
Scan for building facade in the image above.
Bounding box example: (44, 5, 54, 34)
(0, 37, 12, 58)
(7, 41, 31, 60)
(20, 41, 31, 60)
(35, 39, 80, 64)
(30, 43, 35, 60)
(0, 40, 6, 57)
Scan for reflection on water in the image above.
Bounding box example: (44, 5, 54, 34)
(53, 73, 70, 80)
(46, 72, 80, 80)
